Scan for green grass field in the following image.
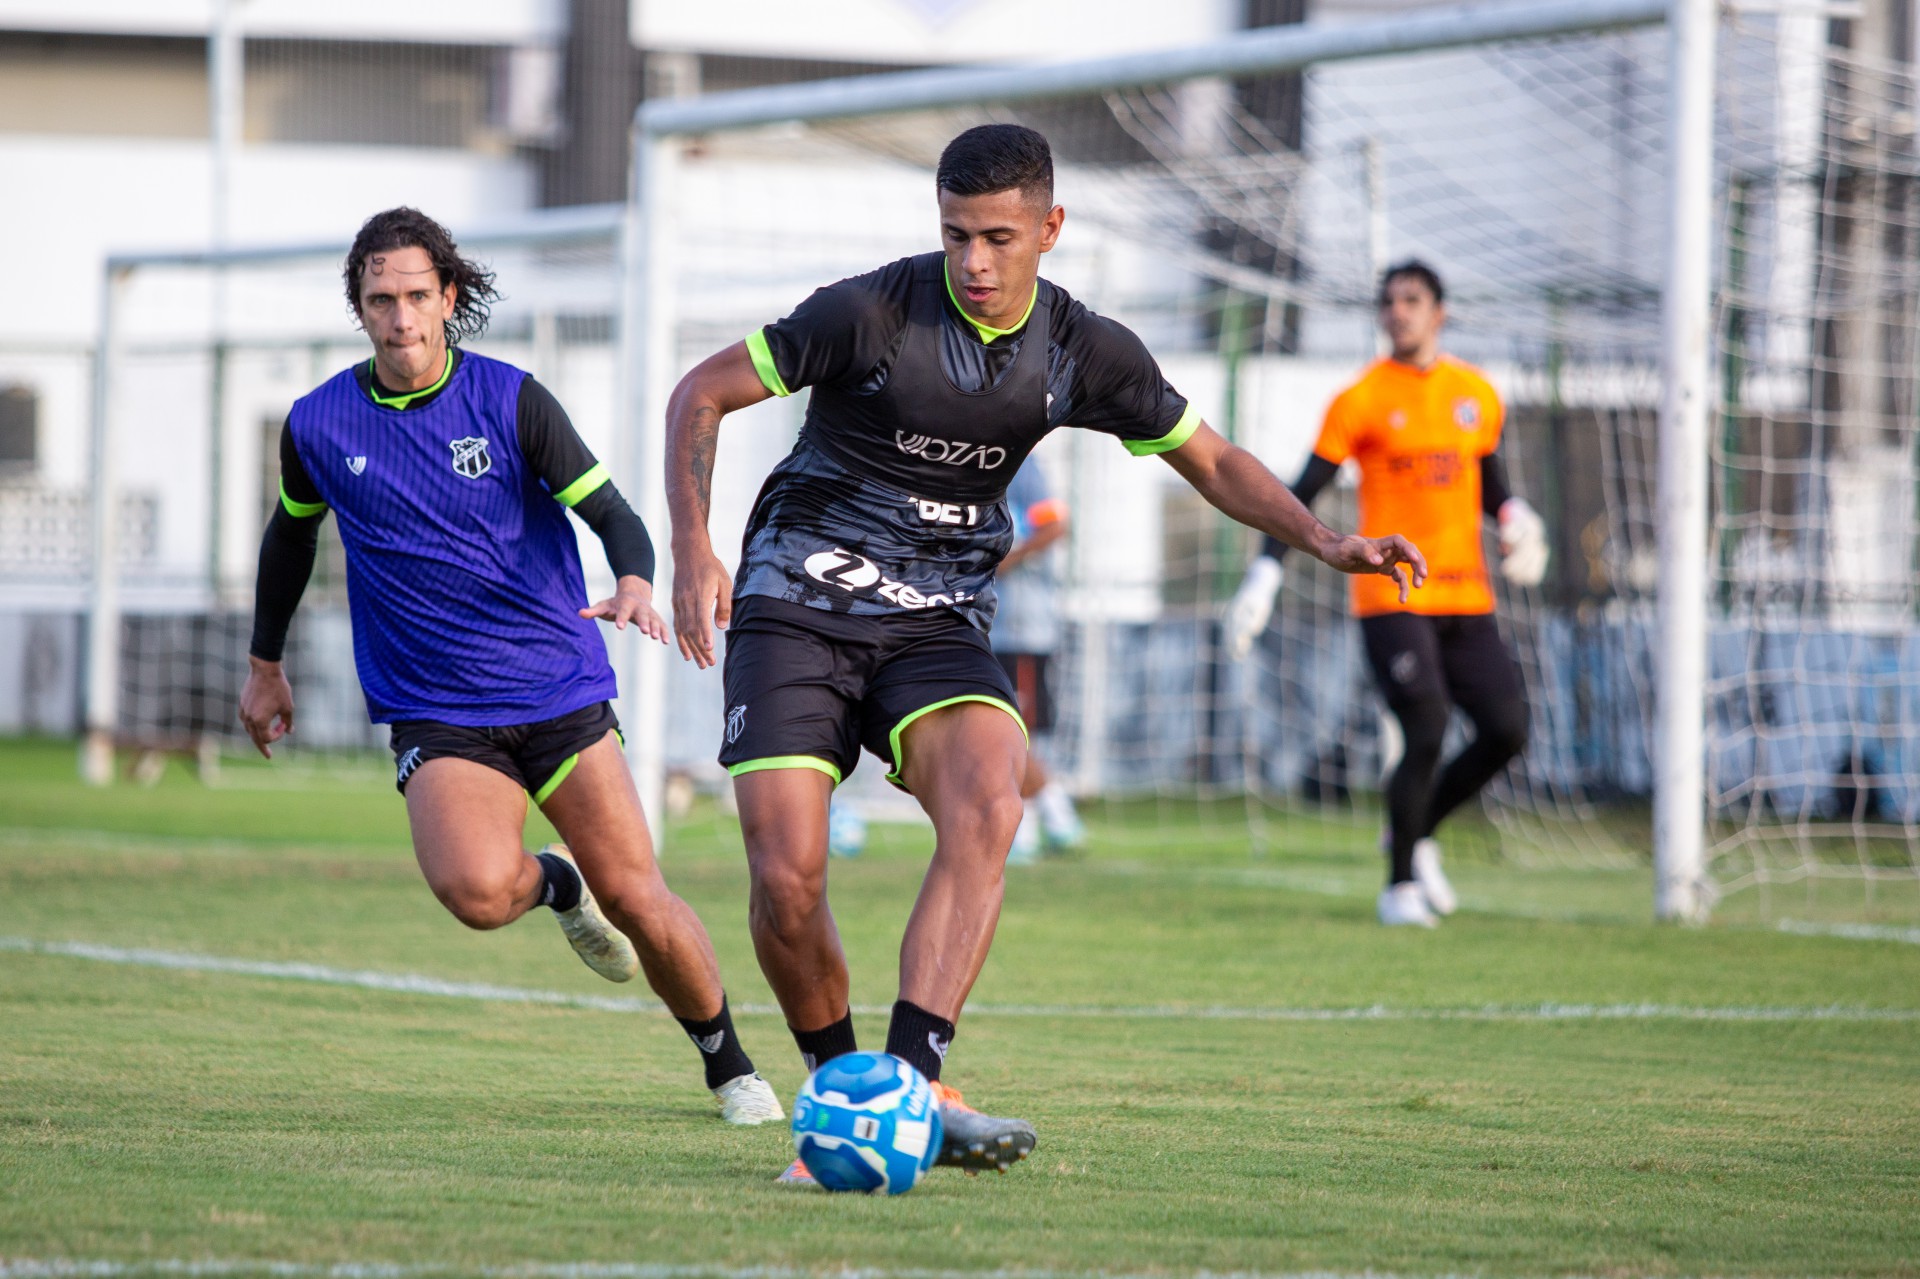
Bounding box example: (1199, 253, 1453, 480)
(2, 736, 1917, 1278)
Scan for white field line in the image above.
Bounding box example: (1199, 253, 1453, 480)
(17, 827, 1915, 938)
(1776, 918, 1920, 945)
(0, 1263, 1842, 1279)
(3, 936, 1915, 1024)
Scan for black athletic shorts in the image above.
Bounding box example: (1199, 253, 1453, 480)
(388, 700, 621, 802)
(719, 595, 1023, 791)
(1359, 612, 1523, 717)
(995, 652, 1056, 733)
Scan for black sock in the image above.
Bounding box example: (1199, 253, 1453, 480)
(885, 999, 955, 1083)
(676, 995, 756, 1090)
(791, 1011, 858, 1074)
(535, 851, 583, 912)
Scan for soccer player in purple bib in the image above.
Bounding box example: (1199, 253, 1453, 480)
(664, 126, 1426, 1182)
(239, 208, 781, 1126)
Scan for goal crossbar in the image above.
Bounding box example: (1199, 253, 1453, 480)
(635, 0, 1669, 137)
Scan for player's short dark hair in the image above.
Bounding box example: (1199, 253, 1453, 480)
(343, 207, 500, 345)
(1379, 259, 1445, 306)
(936, 124, 1054, 209)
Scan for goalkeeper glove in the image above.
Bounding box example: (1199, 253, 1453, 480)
(1497, 498, 1549, 587)
(1223, 555, 1284, 660)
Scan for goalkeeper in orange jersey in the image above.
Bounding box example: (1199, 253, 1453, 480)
(1223, 261, 1548, 927)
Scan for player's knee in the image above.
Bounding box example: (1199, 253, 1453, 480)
(435, 873, 519, 931)
(1479, 700, 1530, 763)
(983, 789, 1025, 849)
(748, 858, 827, 940)
(937, 783, 1024, 858)
(1396, 698, 1450, 765)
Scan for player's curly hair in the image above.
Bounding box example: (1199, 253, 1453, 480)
(936, 124, 1054, 209)
(1379, 259, 1445, 306)
(343, 207, 500, 346)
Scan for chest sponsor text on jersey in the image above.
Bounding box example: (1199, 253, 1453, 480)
(802, 547, 976, 611)
(1386, 451, 1468, 488)
(895, 431, 1006, 470)
(913, 499, 985, 526)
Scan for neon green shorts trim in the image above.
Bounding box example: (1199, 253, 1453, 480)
(886, 694, 1027, 789)
(726, 755, 843, 786)
(531, 752, 582, 805)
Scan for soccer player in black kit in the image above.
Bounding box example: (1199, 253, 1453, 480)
(665, 125, 1427, 1183)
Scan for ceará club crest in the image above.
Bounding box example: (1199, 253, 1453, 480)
(449, 436, 492, 478)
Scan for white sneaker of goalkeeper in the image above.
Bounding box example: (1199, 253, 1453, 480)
(712, 1072, 784, 1125)
(1410, 837, 1457, 916)
(1035, 781, 1085, 849)
(1378, 881, 1439, 928)
(1007, 807, 1042, 865)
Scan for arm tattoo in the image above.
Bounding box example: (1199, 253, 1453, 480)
(687, 406, 719, 519)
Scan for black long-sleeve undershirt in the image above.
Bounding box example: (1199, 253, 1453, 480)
(1257, 451, 1514, 563)
(249, 501, 321, 662)
(251, 353, 654, 661)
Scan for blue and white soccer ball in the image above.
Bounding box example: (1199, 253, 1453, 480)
(791, 1051, 944, 1195)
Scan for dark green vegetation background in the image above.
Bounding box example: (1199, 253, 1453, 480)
(1, 738, 1915, 1276)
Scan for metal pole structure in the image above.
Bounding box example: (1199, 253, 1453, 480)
(1653, 0, 1716, 921)
(640, 0, 1666, 136)
(82, 267, 130, 785)
(1363, 137, 1390, 355)
(208, 0, 244, 601)
(616, 128, 676, 849)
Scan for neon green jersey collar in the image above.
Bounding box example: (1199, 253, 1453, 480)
(942, 261, 1038, 344)
(366, 349, 455, 410)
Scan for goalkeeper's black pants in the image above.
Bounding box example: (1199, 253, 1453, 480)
(1360, 611, 1529, 886)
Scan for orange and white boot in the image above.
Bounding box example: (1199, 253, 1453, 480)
(931, 1080, 1036, 1172)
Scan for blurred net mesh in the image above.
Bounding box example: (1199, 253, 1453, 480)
(662, 14, 1918, 919)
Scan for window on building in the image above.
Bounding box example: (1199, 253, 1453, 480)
(0, 384, 37, 474)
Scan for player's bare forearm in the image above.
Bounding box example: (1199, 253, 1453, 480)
(664, 341, 774, 554)
(1164, 421, 1427, 599)
(664, 342, 774, 667)
(1162, 423, 1339, 560)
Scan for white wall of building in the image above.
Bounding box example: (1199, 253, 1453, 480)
(637, 0, 1237, 64)
(0, 0, 560, 43)
(2, 136, 537, 345)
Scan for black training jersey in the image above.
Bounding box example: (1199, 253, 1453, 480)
(737, 252, 1196, 629)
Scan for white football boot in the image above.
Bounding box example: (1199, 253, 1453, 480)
(712, 1072, 784, 1125)
(1377, 881, 1439, 928)
(1410, 837, 1457, 916)
(540, 844, 639, 982)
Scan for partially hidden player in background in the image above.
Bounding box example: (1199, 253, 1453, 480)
(993, 455, 1085, 862)
(663, 125, 1426, 1183)
(1222, 260, 1549, 928)
(238, 207, 782, 1124)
